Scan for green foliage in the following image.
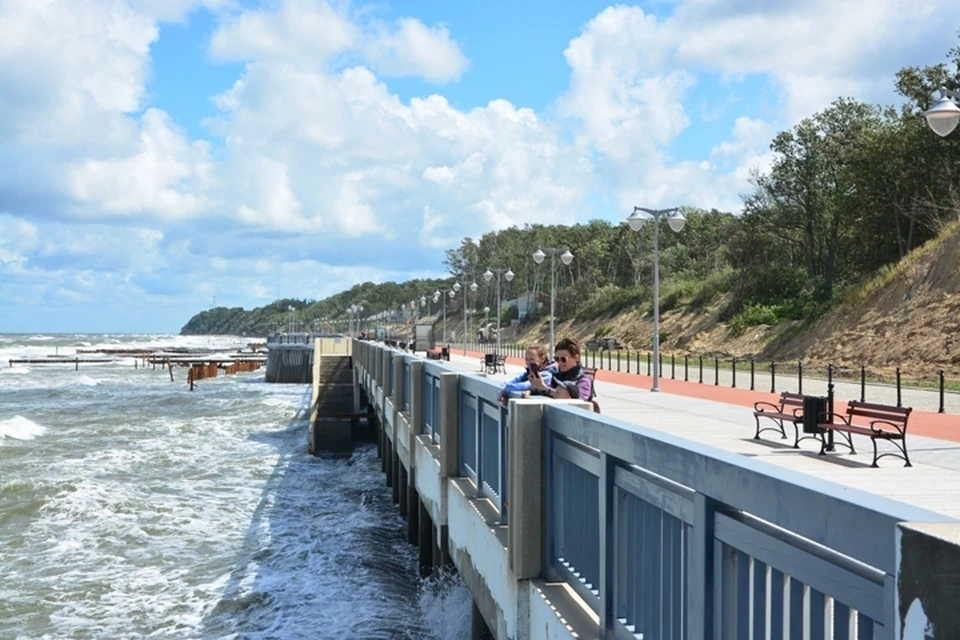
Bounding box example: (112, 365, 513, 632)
(576, 285, 648, 320)
(180, 37, 960, 339)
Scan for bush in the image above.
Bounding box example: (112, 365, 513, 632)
(689, 267, 735, 309)
(729, 301, 810, 335)
(576, 285, 648, 320)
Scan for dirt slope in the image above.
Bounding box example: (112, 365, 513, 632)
(516, 224, 960, 380)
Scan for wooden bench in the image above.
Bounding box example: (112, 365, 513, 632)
(479, 353, 506, 374)
(426, 348, 443, 361)
(752, 392, 810, 447)
(817, 400, 913, 467)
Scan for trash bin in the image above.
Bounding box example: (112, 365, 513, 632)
(802, 395, 828, 434)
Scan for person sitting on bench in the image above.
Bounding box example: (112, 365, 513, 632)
(498, 343, 556, 406)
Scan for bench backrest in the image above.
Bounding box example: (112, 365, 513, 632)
(484, 353, 495, 365)
(779, 392, 806, 409)
(847, 400, 911, 425)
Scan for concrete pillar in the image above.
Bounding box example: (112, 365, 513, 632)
(406, 483, 419, 545)
(471, 601, 494, 640)
(431, 520, 442, 570)
(392, 452, 401, 504)
(897, 522, 960, 638)
(409, 361, 424, 434)
(418, 499, 433, 578)
(508, 400, 545, 579)
(438, 372, 461, 478)
(385, 441, 393, 488)
(398, 465, 408, 517)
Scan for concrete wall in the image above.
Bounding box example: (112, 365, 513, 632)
(897, 522, 960, 639)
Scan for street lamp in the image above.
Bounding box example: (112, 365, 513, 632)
(533, 247, 574, 358)
(458, 278, 478, 355)
(482, 267, 514, 356)
(434, 283, 460, 344)
(627, 206, 686, 392)
(923, 87, 960, 137)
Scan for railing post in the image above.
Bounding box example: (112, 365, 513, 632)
(940, 370, 946, 414)
(687, 493, 718, 640)
(797, 361, 803, 395)
(439, 372, 461, 478)
(714, 357, 719, 386)
(508, 401, 546, 579)
(617, 350, 621, 372)
(896, 367, 902, 407)
(410, 361, 424, 436)
(684, 355, 689, 382)
(749, 359, 755, 391)
(699, 355, 704, 384)
(731, 358, 737, 389)
(647, 352, 652, 376)
(598, 450, 616, 636)
(770, 361, 776, 394)
(861, 365, 866, 402)
(626, 350, 631, 374)
(671, 354, 676, 379)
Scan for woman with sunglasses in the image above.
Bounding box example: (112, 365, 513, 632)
(498, 343, 556, 406)
(529, 337, 595, 402)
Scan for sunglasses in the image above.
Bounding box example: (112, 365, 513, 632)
(557, 356, 572, 364)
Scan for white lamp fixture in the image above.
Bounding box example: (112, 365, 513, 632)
(923, 87, 960, 137)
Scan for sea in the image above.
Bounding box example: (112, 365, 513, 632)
(0, 333, 472, 640)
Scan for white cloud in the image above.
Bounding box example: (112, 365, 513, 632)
(2, 0, 959, 332)
(364, 17, 469, 83)
(210, 0, 357, 63)
(557, 0, 960, 210)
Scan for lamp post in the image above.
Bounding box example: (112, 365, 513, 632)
(627, 206, 686, 392)
(923, 87, 960, 137)
(461, 277, 478, 355)
(348, 304, 363, 337)
(483, 268, 514, 356)
(533, 247, 574, 358)
(434, 284, 460, 344)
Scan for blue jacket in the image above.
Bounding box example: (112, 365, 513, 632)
(501, 363, 557, 397)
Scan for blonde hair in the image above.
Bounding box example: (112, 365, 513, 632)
(525, 343, 548, 363)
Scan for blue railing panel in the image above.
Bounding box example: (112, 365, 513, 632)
(549, 438, 600, 605)
(422, 368, 434, 436)
(615, 491, 685, 640)
(460, 392, 477, 478)
(387, 354, 394, 397)
(479, 401, 501, 499)
(431, 375, 441, 445)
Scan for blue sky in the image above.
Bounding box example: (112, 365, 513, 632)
(1, 0, 958, 333)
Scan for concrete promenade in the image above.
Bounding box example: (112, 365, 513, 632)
(447, 351, 960, 518)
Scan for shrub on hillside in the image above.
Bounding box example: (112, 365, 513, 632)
(576, 285, 648, 320)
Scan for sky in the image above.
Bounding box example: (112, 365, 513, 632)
(1, 0, 959, 333)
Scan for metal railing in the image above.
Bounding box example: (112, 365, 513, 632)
(353, 340, 954, 638)
(457, 341, 958, 415)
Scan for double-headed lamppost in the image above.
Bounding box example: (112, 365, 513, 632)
(923, 87, 960, 137)
(461, 278, 478, 355)
(483, 268, 514, 355)
(627, 207, 686, 392)
(434, 284, 460, 344)
(533, 247, 574, 358)
(349, 304, 363, 337)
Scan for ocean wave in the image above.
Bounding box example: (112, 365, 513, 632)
(0, 415, 47, 440)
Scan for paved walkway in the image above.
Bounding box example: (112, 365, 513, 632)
(438, 350, 960, 519)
